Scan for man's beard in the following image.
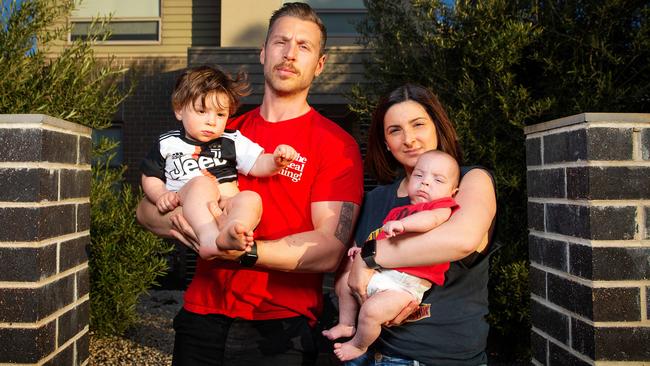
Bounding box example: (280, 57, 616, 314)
(265, 63, 312, 96)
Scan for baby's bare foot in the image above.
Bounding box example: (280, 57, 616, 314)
(216, 221, 253, 251)
(333, 341, 367, 362)
(322, 324, 355, 340)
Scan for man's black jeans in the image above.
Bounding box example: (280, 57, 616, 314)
(172, 308, 319, 366)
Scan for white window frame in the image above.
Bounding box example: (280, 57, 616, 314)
(68, 0, 162, 45)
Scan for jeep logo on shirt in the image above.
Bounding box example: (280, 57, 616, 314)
(168, 155, 227, 179)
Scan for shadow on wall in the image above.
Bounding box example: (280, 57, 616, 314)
(232, 24, 267, 47)
(191, 0, 221, 47)
(117, 58, 189, 187)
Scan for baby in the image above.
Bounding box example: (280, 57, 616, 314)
(324, 150, 461, 361)
(140, 65, 296, 259)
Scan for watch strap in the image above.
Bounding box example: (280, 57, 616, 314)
(238, 241, 258, 267)
(361, 239, 381, 269)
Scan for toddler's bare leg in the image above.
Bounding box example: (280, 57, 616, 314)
(323, 271, 358, 340)
(334, 290, 414, 362)
(177, 176, 223, 260)
(216, 190, 262, 251)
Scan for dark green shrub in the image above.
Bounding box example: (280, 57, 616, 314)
(90, 140, 173, 335)
(526, 0, 650, 117)
(486, 257, 530, 359)
(1, 0, 172, 335)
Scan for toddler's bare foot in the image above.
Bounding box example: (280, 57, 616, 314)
(333, 342, 367, 362)
(216, 221, 254, 251)
(322, 324, 355, 340)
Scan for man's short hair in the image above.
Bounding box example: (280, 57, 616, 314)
(266, 2, 327, 55)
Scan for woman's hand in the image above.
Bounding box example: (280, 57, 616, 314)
(347, 253, 375, 303)
(347, 250, 420, 326)
(384, 300, 419, 327)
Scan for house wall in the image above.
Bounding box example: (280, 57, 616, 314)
(220, 0, 281, 47)
(48, 0, 220, 57)
(188, 46, 370, 104)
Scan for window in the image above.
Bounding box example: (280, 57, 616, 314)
(318, 10, 365, 36)
(289, 0, 366, 46)
(70, 0, 161, 43)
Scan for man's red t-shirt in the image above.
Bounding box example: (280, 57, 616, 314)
(182, 107, 364, 324)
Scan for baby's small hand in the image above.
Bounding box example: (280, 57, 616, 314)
(382, 220, 404, 238)
(347, 246, 361, 258)
(156, 191, 180, 213)
(274, 144, 297, 167)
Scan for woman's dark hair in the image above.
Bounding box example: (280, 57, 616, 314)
(366, 84, 462, 184)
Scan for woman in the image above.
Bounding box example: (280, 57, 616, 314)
(345, 84, 497, 365)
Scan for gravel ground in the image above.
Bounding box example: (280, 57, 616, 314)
(89, 290, 183, 366)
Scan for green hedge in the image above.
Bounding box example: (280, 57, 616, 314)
(90, 141, 173, 335)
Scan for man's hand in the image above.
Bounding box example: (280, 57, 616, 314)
(169, 201, 243, 262)
(168, 210, 200, 254)
(273, 144, 297, 167)
(382, 220, 404, 238)
(156, 191, 180, 213)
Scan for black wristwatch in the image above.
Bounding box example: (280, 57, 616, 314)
(239, 241, 258, 267)
(361, 239, 381, 269)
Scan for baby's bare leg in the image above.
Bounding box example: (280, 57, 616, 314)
(334, 290, 414, 362)
(177, 176, 223, 260)
(323, 271, 358, 340)
(216, 190, 262, 251)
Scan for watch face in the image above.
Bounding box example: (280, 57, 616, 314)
(240, 252, 257, 267)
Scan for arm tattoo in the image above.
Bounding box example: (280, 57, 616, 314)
(335, 202, 355, 244)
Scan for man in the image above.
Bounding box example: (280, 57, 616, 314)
(136, 3, 364, 365)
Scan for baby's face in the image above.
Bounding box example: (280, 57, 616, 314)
(175, 92, 230, 143)
(407, 153, 459, 204)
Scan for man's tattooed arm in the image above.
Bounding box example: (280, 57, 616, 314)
(335, 202, 355, 245)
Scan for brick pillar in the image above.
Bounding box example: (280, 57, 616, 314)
(525, 113, 650, 365)
(0, 115, 91, 365)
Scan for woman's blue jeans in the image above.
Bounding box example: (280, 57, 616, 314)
(344, 351, 488, 366)
(344, 351, 425, 366)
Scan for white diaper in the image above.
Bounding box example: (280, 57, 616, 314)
(366, 269, 432, 302)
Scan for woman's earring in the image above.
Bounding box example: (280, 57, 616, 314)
(386, 146, 390, 151)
